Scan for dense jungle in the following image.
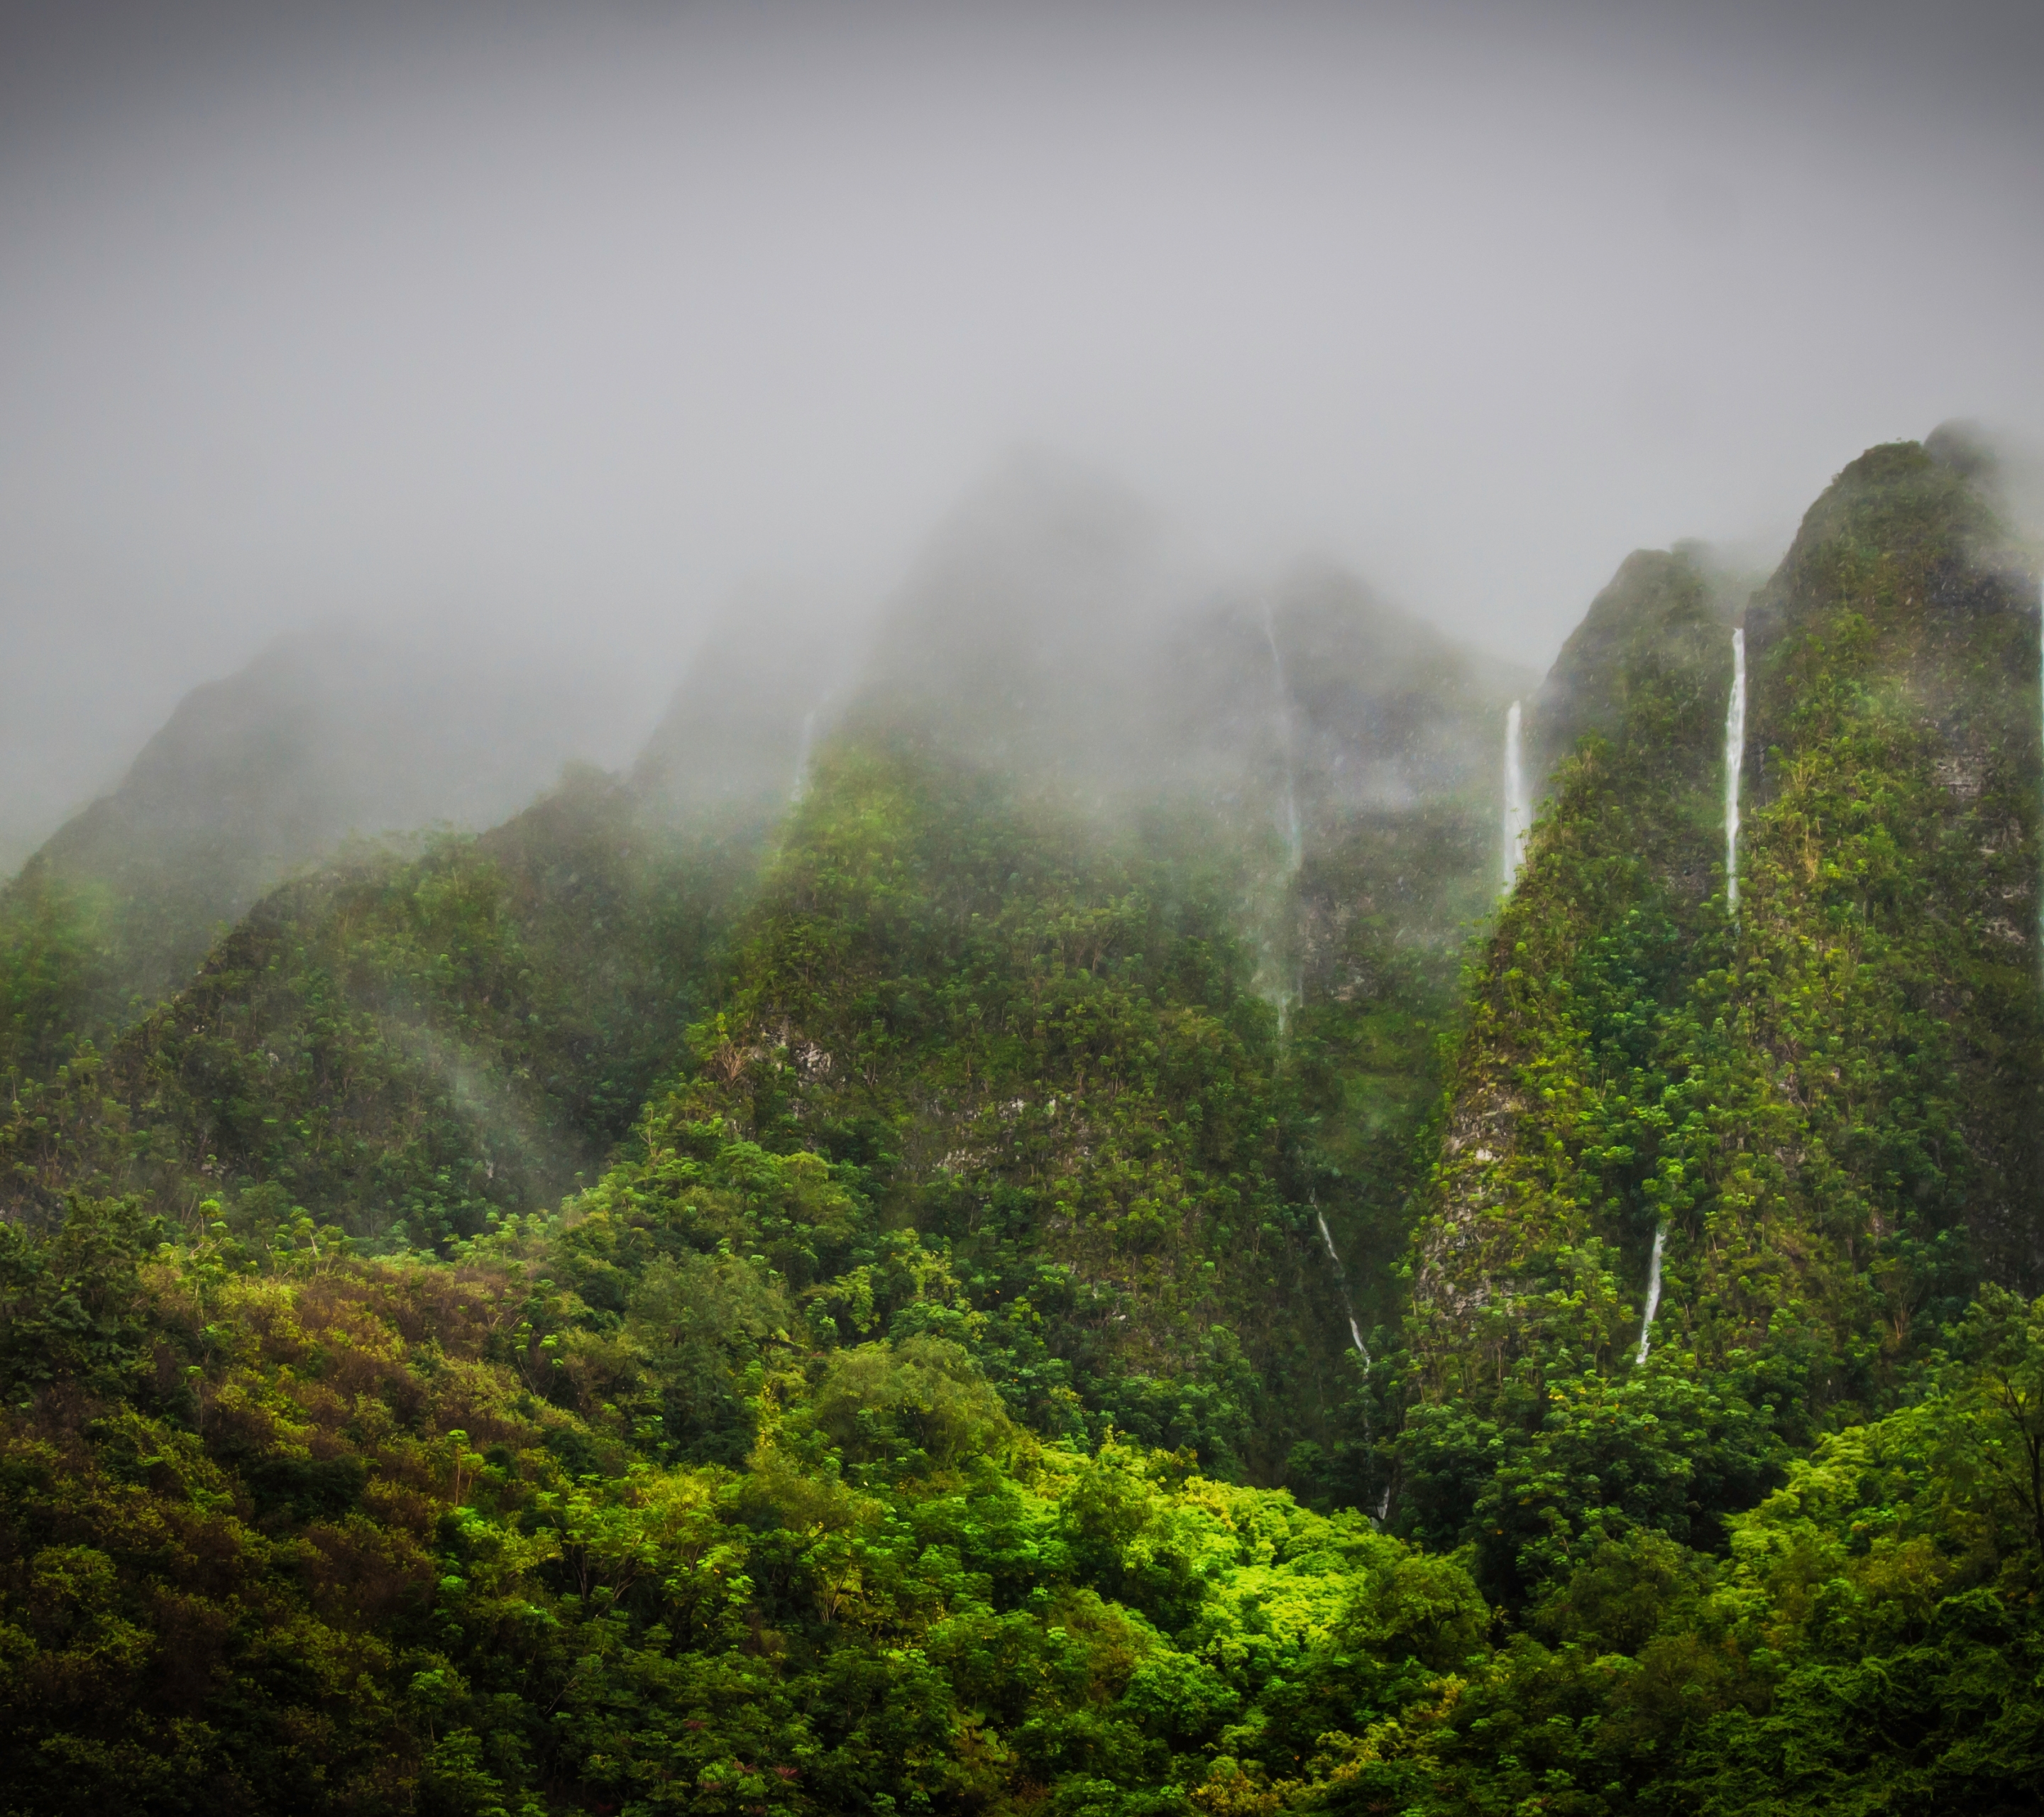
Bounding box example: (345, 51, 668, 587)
(3, 432, 2042, 1817)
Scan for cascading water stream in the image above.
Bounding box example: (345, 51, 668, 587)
(1262, 605, 1304, 1037)
(789, 708, 818, 803)
(1634, 1223, 1667, 1363)
(1312, 1200, 1389, 1517)
(1725, 628, 1747, 914)
(1263, 607, 1304, 878)
(1501, 700, 1529, 892)
(1314, 1207, 1370, 1363)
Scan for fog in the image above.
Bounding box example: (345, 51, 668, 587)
(3, 0, 2041, 868)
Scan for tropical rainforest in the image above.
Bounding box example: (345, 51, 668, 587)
(2, 434, 2041, 1816)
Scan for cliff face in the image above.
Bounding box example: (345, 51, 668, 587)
(1734, 437, 2043, 1310)
(1409, 547, 1735, 1397)
(1409, 438, 2044, 1422)
(1529, 548, 1738, 784)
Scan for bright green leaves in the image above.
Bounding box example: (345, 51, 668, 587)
(804, 1336, 1017, 1481)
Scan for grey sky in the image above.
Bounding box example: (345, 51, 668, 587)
(3, 0, 2040, 864)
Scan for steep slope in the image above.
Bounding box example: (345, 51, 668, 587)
(1527, 542, 1752, 785)
(0, 458, 1521, 1483)
(1251, 566, 1530, 1350)
(0, 582, 952, 1255)
(671, 474, 1526, 1478)
(8, 442, 2044, 1817)
(846, 465, 1529, 1385)
(590, 739, 1320, 1477)
(845, 449, 1179, 796)
(1409, 547, 1736, 1395)
(633, 587, 867, 825)
(0, 630, 627, 1076)
(1400, 438, 2043, 1596)
(0, 769, 748, 1248)
(1158, 560, 1524, 825)
(1731, 434, 2043, 1315)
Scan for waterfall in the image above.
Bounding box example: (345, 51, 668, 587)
(1634, 1222, 1667, 1363)
(1263, 606, 1303, 877)
(1501, 701, 1529, 891)
(1724, 628, 1747, 913)
(789, 708, 818, 803)
(1261, 605, 1304, 1039)
(1314, 1207, 1370, 1363)
(1314, 1200, 1389, 1520)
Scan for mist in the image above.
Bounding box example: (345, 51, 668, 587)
(3, 0, 2041, 867)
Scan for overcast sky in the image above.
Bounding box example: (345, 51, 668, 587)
(3, 0, 2040, 863)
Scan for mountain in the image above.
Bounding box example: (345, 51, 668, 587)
(559, 473, 1532, 1481)
(1412, 543, 1737, 1405)
(0, 767, 749, 1246)
(634, 586, 867, 825)
(1, 461, 1529, 1467)
(1159, 559, 1525, 821)
(1525, 544, 1743, 784)
(1403, 434, 2044, 1610)
(3, 436, 2042, 1816)
(1739, 431, 2044, 1297)
(0, 629, 630, 1075)
(840, 450, 1183, 812)
(753, 468, 1529, 1472)
(2, 593, 901, 1248)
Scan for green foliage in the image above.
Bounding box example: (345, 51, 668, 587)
(0, 1194, 1485, 1816)
(1, 772, 749, 1251)
(1189, 1301, 2044, 1817)
(1411, 546, 1736, 1406)
(622, 737, 1338, 1478)
(0, 862, 114, 1080)
(1, 437, 2038, 1814)
(1408, 449, 2043, 1604)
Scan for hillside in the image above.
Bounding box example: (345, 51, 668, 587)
(0, 631, 630, 1077)
(0, 769, 751, 1248)
(634, 588, 867, 826)
(1, 437, 2041, 1814)
(1737, 433, 2044, 1302)
(1403, 436, 2044, 1610)
(1411, 544, 1736, 1399)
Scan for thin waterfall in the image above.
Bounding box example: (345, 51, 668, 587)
(1313, 1199, 1389, 1520)
(1261, 605, 1303, 1038)
(1501, 701, 1529, 891)
(1314, 1207, 1370, 1363)
(789, 708, 818, 803)
(1263, 605, 1303, 877)
(1634, 1223, 1667, 1363)
(1724, 628, 1747, 913)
